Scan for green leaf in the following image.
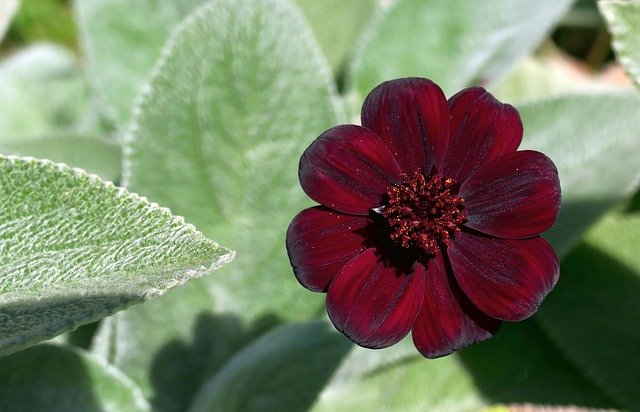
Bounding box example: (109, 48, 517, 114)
(186, 322, 613, 410)
(0, 344, 149, 412)
(74, 0, 207, 128)
(491, 46, 632, 104)
(457, 321, 616, 409)
(311, 343, 487, 412)
(91, 285, 280, 411)
(0, 133, 122, 182)
(600, 0, 640, 89)
(518, 93, 640, 257)
(124, 0, 339, 323)
(0, 155, 233, 355)
(0, 43, 88, 139)
(293, 0, 377, 71)
(189, 321, 352, 412)
(106, 0, 339, 407)
(0, 0, 20, 42)
(537, 210, 640, 410)
(0, 44, 120, 180)
(311, 320, 612, 411)
(348, 0, 574, 101)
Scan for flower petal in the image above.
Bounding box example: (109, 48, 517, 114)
(412, 251, 500, 358)
(442, 87, 522, 182)
(361, 77, 450, 174)
(459, 150, 561, 239)
(286, 206, 369, 292)
(326, 248, 425, 349)
(299, 125, 403, 215)
(449, 232, 559, 322)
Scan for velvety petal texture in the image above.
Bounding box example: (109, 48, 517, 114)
(411, 251, 500, 358)
(288, 77, 561, 359)
(299, 125, 402, 215)
(449, 233, 559, 321)
(361, 78, 449, 174)
(442, 87, 523, 182)
(326, 248, 425, 349)
(286, 206, 369, 292)
(460, 150, 561, 239)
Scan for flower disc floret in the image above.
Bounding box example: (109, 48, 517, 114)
(382, 168, 466, 254)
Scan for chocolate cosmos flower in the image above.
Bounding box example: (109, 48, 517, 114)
(286, 77, 561, 358)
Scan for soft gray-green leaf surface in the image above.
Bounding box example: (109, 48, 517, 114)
(600, 0, 640, 88)
(538, 211, 640, 410)
(0, 43, 88, 139)
(109, 0, 338, 407)
(310, 320, 612, 411)
(0, 44, 121, 180)
(92, 284, 280, 412)
(75, 0, 207, 128)
(0, 133, 121, 182)
(187, 320, 609, 411)
(0, 344, 149, 412)
(293, 0, 377, 71)
(519, 93, 640, 257)
(189, 321, 352, 412)
(0, 156, 233, 355)
(349, 0, 574, 101)
(124, 0, 338, 323)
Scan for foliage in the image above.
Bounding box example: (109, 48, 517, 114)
(1, 0, 639, 410)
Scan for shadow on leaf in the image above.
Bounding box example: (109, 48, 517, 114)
(0, 344, 114, 411)
(149, 311, 281, 412)
(536, 242, 640, 410)
(0, 293, 140, 357)
(546, 197, 623, 257)
(457, 318, 617, 408)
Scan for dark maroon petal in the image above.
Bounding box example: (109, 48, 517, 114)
(361, 78, 449, 174)
(326, 248, 425, 349)
(459, 150, 561, 239)
(449, 232, 559, 322)
(442, 87, 522, 182)
(286, 206, 370, 292)
(411, 251, 500, 358)
(299, 125, 403, 215)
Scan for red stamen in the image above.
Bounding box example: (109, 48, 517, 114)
(382, 169, 467, 255)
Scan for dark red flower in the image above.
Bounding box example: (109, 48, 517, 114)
(286, 78, 561, 358)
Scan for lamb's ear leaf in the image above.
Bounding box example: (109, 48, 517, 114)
(0, 155, 233, 355)
(348, 0, 573, 100)
(518, 92, 640, 257)
(0, 344, 150, 412)
(98, 0, 340, 410)
(74, 0, 208, 128)
(537, 210, 640, 410)
(600, 0, 640, 89)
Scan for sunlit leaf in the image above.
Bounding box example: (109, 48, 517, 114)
(348, 0, 574, 102)
(293, 0, 377, 71)
(98, 0, 340, 408)
(0, 155, 233, 355)
(600, 0, 640, 88)
(0, 43, 87, 139)
(74, 0, 207, 128)
(519, 93, 640, 257)
(0, 133, 121, 182)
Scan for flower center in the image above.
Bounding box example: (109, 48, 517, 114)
(381, 168, 467, 255)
